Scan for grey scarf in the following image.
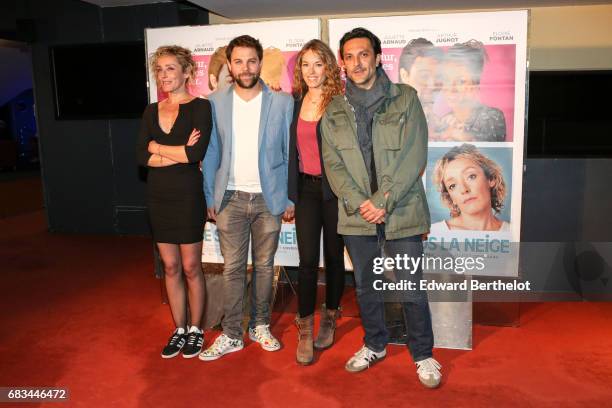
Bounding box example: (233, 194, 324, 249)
(345, 67, 391, 193)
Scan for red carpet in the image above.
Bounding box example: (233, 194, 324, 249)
(1, 211, 611, 407)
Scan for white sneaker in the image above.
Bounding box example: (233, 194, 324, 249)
(345, 345, 386, 372)
(198, 334, 244, 361)
(248, 324, 281, 351)
(416, 357, 442, 388)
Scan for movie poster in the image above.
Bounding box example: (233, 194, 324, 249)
(329, 11, 528, 277)
(145, 19, 320, 101)
(145, 19, 321, 264)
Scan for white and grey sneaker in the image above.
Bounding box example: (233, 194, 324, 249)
(161, 328, 187, 359)
(182, 326, 204, 359)
(416, 357, 442, 388)
(248, 324, 281, 351)
(345, 345, 386, 373)
(199, 334, 244, 361)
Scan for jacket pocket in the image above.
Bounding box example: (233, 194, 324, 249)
(336, 137, 356, 150)
(377, 112, 405, 126)
(328, 115, 348, 128)
(380, 134, 402, 151)
(387, 188, 429, 233)
(330, 120, 356, 151)
(376, 112, 405, 150)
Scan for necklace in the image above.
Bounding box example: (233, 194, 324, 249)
(164, 93, 192, 106)
(306, 93, 321, 106)
(301, 93, 323, 121)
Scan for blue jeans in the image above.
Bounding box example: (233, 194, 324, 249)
(216, 191, 282, 340)
(343, 227, 433, 361)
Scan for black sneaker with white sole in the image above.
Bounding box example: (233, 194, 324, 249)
(161, 329, 187, 359)
(182, 331, 204, 358)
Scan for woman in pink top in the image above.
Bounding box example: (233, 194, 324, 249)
(288, 40, 345, 365)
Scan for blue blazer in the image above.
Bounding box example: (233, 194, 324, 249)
(203, 81, 294, 216)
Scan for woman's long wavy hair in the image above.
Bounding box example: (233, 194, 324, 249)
(292, 39, 343, 114)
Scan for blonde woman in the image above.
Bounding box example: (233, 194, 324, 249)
(432, 143, 509, 232)
(136, 45, 212, 358)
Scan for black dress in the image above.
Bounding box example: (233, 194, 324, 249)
(136, 98, 212, 244)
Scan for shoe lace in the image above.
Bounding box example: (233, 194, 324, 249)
(354, 346, 376, 362)
(211, 334, 236, 351)
(186, 332, 200, 346)
(169, 332, 183, 346)
(416, 358, 442, 378)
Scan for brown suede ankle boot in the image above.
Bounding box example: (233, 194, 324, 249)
(314, 305, 340, 350)
(295, 314, 314, 365)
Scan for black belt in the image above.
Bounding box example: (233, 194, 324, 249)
(299, 172, 322, 182)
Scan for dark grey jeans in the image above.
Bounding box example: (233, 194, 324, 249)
(343, 227, 434, 362)
(216, 191, 282, 340)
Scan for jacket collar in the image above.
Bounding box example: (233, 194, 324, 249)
(213, 79, 272, 149)
(328, 78, 402, 115)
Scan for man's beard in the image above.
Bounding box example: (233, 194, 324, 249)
(232, 72, 260, 89)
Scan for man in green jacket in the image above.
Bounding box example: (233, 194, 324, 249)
(321, 27, 441, 388)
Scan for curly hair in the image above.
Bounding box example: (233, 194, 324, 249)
(433, 143, 506, 217)
(292, 39, 343, 114)
(149, 45, 196, 87)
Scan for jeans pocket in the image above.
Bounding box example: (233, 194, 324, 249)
(219, 190, 236, 213)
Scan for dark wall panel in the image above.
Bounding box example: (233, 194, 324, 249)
(521, 159, 586, 242)
(520, 158, 612, 296)
(27, 0, 102, 44)
(26, 0, 112, 233)
(32, 40, 116, 233)
(102, 3, 180, 42)
(521, 158, 612, 242)
(109, 119, 147, 207)
(43, 121, 115, 232)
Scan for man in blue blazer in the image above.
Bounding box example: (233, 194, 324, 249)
(200, 35, 294, 361)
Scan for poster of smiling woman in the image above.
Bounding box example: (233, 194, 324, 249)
(329, 11, 527, 277)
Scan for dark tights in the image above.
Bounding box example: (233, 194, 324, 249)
(157, 241, 205, 329)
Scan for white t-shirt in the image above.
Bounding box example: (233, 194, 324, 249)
(228, 91, 262, 193)
(430, 219, 511, 233)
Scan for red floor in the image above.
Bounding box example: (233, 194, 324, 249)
(1, 211, 612, 407)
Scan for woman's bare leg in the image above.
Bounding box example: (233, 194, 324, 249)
(157, 243, 186, 329)
(180, 241, 205, 328)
